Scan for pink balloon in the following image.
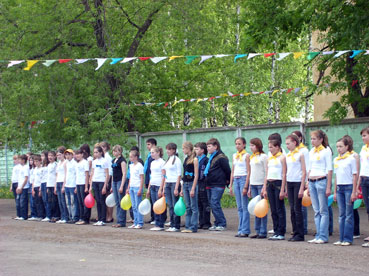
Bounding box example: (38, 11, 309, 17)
(84, 193, 95, 208)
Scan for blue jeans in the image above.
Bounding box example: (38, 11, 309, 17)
(207, 187, 227, 227)
(336, 185, 354, 243)
(183, 182, 199, 232)
(56, 182, 69, 221)
(12, 183, 21, 217)
(309, 179, 329, 242)
(361, 177, 369, 218)
(130, 187, 143, 226)
(65, 187, 79, 221)
(165, 182, 181, 229)
(92, 182, 106, 222)
(33, 187, 45, 218)
(150, 185, 166, 228)
(302, 206, 308, 234)
(76, 185, 91, 223)
(266, 180, 286, 236)
(41, 183, 49, 219)
(20, 188, 29, 219)
(29, 188, 37, 218)
(233, 176, 250, 234)
(112, 180, 127, 226)
(251, 185, 267, 236)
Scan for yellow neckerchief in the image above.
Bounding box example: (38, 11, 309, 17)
(297, 143, 306, 150)
(334, 151, 351, 168)
(363, 144, 369, 157)
(314, 145, 325, 161)
(250, 152, 260, 160)
(268, 152, 282, 164)
(287, 148, 299, 162)
(349, 150, 356, 155)
(235, 149, 246, 160)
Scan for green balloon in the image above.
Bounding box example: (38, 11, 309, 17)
(354, 199, 362, 210)
(174, 196, 186, 216)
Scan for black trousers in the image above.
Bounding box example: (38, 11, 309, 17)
(198, 181, 211, 227)
(287, 181, 304, 239)
(267, 180, 286, 236)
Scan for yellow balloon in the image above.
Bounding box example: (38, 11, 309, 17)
(302, 190, 312, 207)
(254, 199, 269, 218)
(121, 194, 132, 210)
(153, 197, 167, 215)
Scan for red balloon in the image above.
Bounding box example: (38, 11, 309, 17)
(84, 193, 95, 208)
(358, 194, 363, 199)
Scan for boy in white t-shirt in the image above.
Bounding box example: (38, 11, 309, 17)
(16, 155, 30, 220)
(64, 149, 79, 223)
(10, 155, 21, 219)
(30, 155, 45, 220)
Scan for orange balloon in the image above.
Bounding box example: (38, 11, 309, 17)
(153, 197, 167, 215)
(254, 199, 269, 218)
(302, 190, 312, 207)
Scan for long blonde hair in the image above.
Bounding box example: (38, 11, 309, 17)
(183, 141, 195, 165)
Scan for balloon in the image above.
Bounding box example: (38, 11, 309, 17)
(84, 193, 95, 208)
(248, 195, 261, 216)
(328, 195, 334, 207)
(138, 198, 151, 215)
(174, 197, 186, 216)
(105, 193, 116, 207)
(153, 197, 167, 214)
(121, 194, 132, 210)
(254, 199, 269, 218)
(302, 190, 312, 207)
(358, 194, 363, 199)
(354, 199, 362, 209)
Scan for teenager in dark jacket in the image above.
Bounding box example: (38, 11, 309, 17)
(205, 138, 231, 231)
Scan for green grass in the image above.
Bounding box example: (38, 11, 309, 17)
(0, 186, 13, 199)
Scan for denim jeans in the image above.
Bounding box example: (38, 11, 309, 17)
(207, 187, 227, 227)
(12, 183, 21, 218)
(302, 206, 308, 234)
(29, 189, 37, 218)
(20, 188, 29, 219)
(150, 185, 166, 228)
(65, 187, 79, 221)
(41, 183, 49, 219)
(112, 180, 128, 226)
(266, 180, 286, 236)
(130, 187, 143, 226)
(183, 182, 199, 232)
(336, 184, 354, 243)
(251, 185, 267, 236)
(361, 177, 369, 219)
(233, 176, 250, 234)
(56, 182, 69, 221)
(92, 182, 106, 222)
(198, 181, 211, 228)
(47, 187, 60, 219)
(33, 187, 45, 218)
(287, 182, 304, 239)
(309, 178, 329, 242)
(76, 185, 91, 223)
(165, 182, 181, 229)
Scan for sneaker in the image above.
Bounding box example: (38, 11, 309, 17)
(257, 235, 267, 239)
(353, 235, 360, 239)
(100, 221, 106, 226)
(75, 221, 86, 225)
(308, 238, 317, 243)
(215, 226, 226, 231)
(28, 217, 38, 221)
(268, 235, 278, 240)
(181, 229, 193, 233)
(12, 216, 20, 220)
(93, 221, 102, 226)
(150, 227, 164, 231)
(16, 217, 25, 221)
(333, 241, 342, 246)
(128, 224, 136, 229)
(314, 239, 327, 244)
(209, 226, 217, 231)
(268, 229, 275, 234)
(362, 242, 369, 247)
(134, 225, 143, 229)
(164, 222, 171, 227)
(150, 221, 156, 225)
(341, 242, 351, 246)
(275, 235, 285, 240)
(165, 227, 180, 232)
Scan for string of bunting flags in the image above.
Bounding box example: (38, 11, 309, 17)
(3, 50, 368, 71)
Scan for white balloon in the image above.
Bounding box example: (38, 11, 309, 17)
(248, 195, 261, 216)
(138, 199, 151, 215)
(105, 193, 116, 207)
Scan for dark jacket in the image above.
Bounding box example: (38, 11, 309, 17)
(205, 151, 231, 188)
(144, 155, 154, 186)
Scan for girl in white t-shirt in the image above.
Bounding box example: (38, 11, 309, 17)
(64, 149, 78, 222)
(45, 151, 59, 222)
(146, 146, 166, 230)
(11, 155, 21, 219)
(100, 141, 114, 223)
(127, 149, 144, 229)
(55, 147, 68, 224)
(40, 151, 49, 221)
(16, 154, 30, 220)
(229, 137, 250, 238)
(30, 155, 44, 220)
(359, 127, 369, 247)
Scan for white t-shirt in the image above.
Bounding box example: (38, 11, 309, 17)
(233, 153, 248, 177)
(87, 156, 93, 175)
(129, 162, 144, 188)
(11, 164, 21, 183)
(18, 164, 30, 189)
(250, 153, 267, 185)
(29, 168, 34, 187)
(150, 158, 165, 186)
(359, 145, 369, 177)
(92, 157, 109, 182)
(76, 159, 89, 185)
(104, 152, 113, 176)
(163, 156, 182, 183)
(56, 160, 65, 183)
(308, 147, 333, 177)
(286, 151, 303, 182)
(33, 167, 43, 188)
(41, 166, 48, 183)
(267, 155, 283, 180)
(47, 162, 57, 187)
(334, 154, 357, 184)
(299, 146, 309, 172)
(65, 159, 77, 188)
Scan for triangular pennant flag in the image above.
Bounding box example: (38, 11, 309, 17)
(247, 53, 261, 60)
(277, 53, 291, 61)
(172, 100, 179, 106)
(294, 88, 301, 93)
(264, 53, 276, 58)
(24, 60, 39, 71)
(307, 52, 320, 61)
(234, 54, 247, 62)
(138, 57, 152, 61)
(199, 55, 212, 64)
(293, 52, 304, 59)
(364, 50, 369, 55)
(7, 60, 25, 68)
(333, 50, 350, 58)
(110, 58, 123, 64)
(150, 57, 167, 64)
(350, 50, 364, 58)
(75, 59, 90, 64)
(215, 54, 230, 58)
(322, 51, 334, 55)
(272, 89, 279, 96)
(59, 59, 73, 63)
(185, 56, 199, 64)
(121, 57, 137, 63)
(63, 117, 69, 124)
(301, 86, 308, 93)
(352, 80, 358, 87)
(42, 60, 57, 67)
(287, 88, 294, 94)
(95, 58, 108, 70)
(196, 98, 203, 103)
(164, 102, 169, 108)
(169, 56, 183, 61)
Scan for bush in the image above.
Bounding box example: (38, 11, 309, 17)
(0, 186, 14, 199)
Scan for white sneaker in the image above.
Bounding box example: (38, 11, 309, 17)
(93, 221, 102, 226)
(150, 227, 164, 231)
(128, 224, 136, 229)
(209, 226, 217, 231)
(314, 239, 327, 244)
(333, 241, 342, 246)
(134, 225, 143, 229)
(165, 227, 179, 232)
(353, 235, 360, 239)
(41, 217, 50, 222)
(308, 238, 317, 243)
(28, 217, 38, 221)
(164, 222, 171, 227)
(150, 221, 156, 225)
(341, 242, 351, 246)
(16, 217, 24, 221)
(100, 221, 106, 226)
(215, 226, 226, 231)
(268, 229, 275, 234)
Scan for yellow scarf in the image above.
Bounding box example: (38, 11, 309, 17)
(287, 148, 299, 162)
(298, 143, 306, 150)
(235, 149, 246, 160)
(363, 144, 369, 158)
(334, 152, 351, 168)
(250, 152, 260, 160)
(314, 145, 325, 161)
(349, 150, 356, 155)
(269, 152, 282, 164)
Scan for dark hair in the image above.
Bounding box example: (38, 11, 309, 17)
(28, 155, 35, 169)
(146, 138, 157, 146)
(292, 130, 304, 144)
(130, 146, 140, 152)
(194, 142, 208, 155)
(33, 154, 41, 162)
(41, 150, 49, 167)
(130, 149, 139, 158)
(268, 133, 282, 143)
(310, 129, 329, 148)
(19, 154, 28, 163)
(100, 141, 110, 151)
(269, 139, 281, 150)
(250, 138, 264, 154)
(57, 146, 66, 154)
(286, 134, 300, 147)
(165, 143, 177, 151)
(75, 149, 83, 155)
(94, 146, 105, 158)
(360, 127, 369, 135)
(339, 135, 354, 152)
(235, 137, 246, 145)
(80, 144, 91, 159)
(206, 138, 221, 150)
